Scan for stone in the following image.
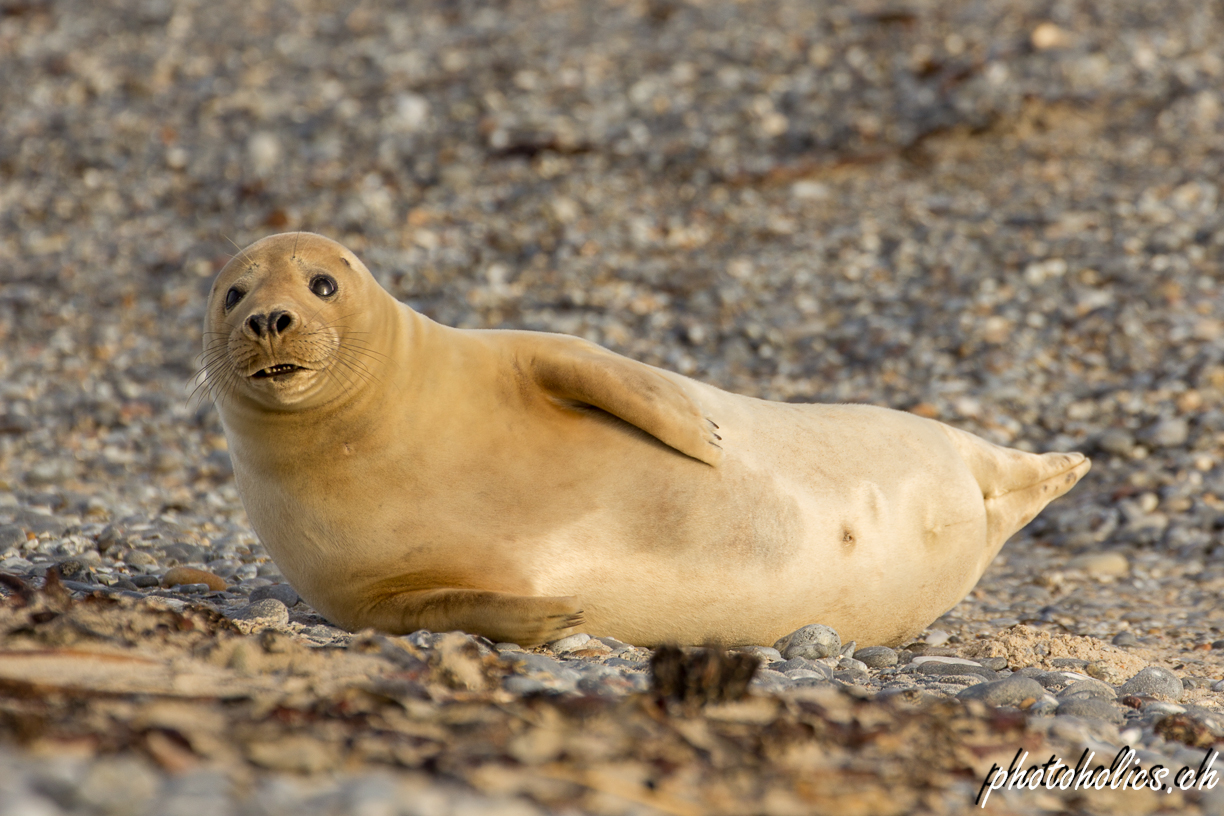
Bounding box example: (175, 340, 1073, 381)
(1058, 678, 1117, 701)
(249, 582, 299, 607)
(957, 676, 1045, 707)
(773, 624, 840, 660)
(230, 598, 290, 626)
(1119, 667, 1184, 702)
(1085, 661, 1130, 685)
(0, 525, 26, 549)
(1142, 417, 1189, 448)
(854, 646, 898, 668)
(733, 645, 783, 663)
(1056, 697, 1126, 725)
(1096, 428, 1135, 456)
(1112, 632, 1140, 648)
(161, 566, 227, 591)
(915, 662, 999, 681)
(549, 633, 591, 653)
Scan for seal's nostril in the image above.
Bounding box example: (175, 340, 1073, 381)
(273, 311, 293, 335)
(247, 314, 265, 337)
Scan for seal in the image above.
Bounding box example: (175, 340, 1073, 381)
(203, 232, 1091, 647)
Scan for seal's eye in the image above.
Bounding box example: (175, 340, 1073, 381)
(310, 275, 337, 298)
(224, 287, 244, 311)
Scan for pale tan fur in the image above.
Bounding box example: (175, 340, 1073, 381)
(204, 233, 1090, 647)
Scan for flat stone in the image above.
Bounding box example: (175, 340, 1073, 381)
(853, 646, 898, 668)
(1056, 697, 1126, 725)
(1112, 632, 1140, 648)
(916, 662, 999, 681)
(549, 633, 591, 653)
(909, 656, 982, 667)
(1058, 678, 1118, 701)
(1119, 667, 1184, 702)
(1096, 428, 1135, 456)
(1142, 417, 1189, 448)
(773, 624, 840, 660)
(249, 582, 299, 607)
(230, 598, 290, 626)
(733, 645, 783, 663)
(957, 675, 1045, 707)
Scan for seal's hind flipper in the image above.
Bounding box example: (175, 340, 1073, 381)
(528, 334, 723, 466)
(940, 425, 1091, 553)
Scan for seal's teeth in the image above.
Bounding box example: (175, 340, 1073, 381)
(252, 363, 304, 379)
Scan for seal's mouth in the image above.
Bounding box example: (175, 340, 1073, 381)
(251, 363, 306, 380)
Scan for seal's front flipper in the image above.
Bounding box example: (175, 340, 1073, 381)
(363, 587, 584, 646)
(529, 335, 723, 466)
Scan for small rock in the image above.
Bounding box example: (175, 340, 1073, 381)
(1056, 697, 1126, 725)
(854, 646, 898, 668)
(0, 525, 26, 548)
(1211, 678, 1224, 692)
(231, 598, 290, 626)
(504, 676, 550, 695)
(909, 656, 983, 667)
(924, 630, 951, 647)
(1058, 678, 1118, 701)
(838, 657, 869, 674)
(1096, 428, 1135, 456)
(834, 668, 869, 686)
(977, 657, 1009, 672)
(1029, 694, 1060, 716)
(51, 559, 93, 583)
(915, 662, 999, 681)
(1119, 667, 1184, 702)
(161, 566, 227, 591)
(1066, 552, 1129, 577)
(773, 624, 841, 660)
(549, 633, 591, 653)
(249, 583, 299, 607)
(1112, 632, 1140, 648)
(1049, 657, 1088, 670)
(957, 675, 1045, 707)
(130, 574, 161, 588)
(733, 645, 783, 663)
(1142, 417, 1189, 448)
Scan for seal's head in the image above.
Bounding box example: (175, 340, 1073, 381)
(202, 232, 393, 412)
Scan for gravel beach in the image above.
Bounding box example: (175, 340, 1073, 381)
(2, 0, 1223, 813)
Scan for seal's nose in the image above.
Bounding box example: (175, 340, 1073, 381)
(246, 310, 296, 338)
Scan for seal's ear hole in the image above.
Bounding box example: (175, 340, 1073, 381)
(224, 286, 245, 311)
(310, 274, 338, 298)
(340, 257, 352, 268)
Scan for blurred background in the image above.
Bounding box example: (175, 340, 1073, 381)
(2, 0, 1224, 554)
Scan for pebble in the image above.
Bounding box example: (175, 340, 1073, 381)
(915, 662, 999, 681)
(548, 633, 591, 653)
(1055, 697, 1126, 725)
(733, 645, 783, 663)
(956, 675, 1045, 707)
(1085, 661, 1130, 685)
(1058, 678, 1118, 701)
(161, 567, 227, 592)
(230, 599, 290, 626)
(773, 624, 841, 661)
(1065, 552, 1129, 577)
(249, 583, 300, 608)
(1096, 428, 1136, 457)
(1119, 667, 1184, 702)
(1112, 632, 1140, 648)
(1142, 418, 1190, 448)
(853, 646, 898, 668)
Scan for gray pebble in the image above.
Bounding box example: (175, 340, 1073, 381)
(1096, 428, 1135, 456)
(0, 526, 29, 550)
(733, 645, 783, 663)
(230, 598, 290, 625)
(1029, 695, 1060, 716)
(504, 676, 550, 695)
(605, 657, 648, 669)
(773, 624, 840, 660)
(838, 657, 869, 674)
(1119, 666, 1184, 702)
(1048, 657, 1088, 670)
(130, 574, 160, 588)
(1056, 697, 1126, 725)
(1142, 701, 1186, 718)
(834, 668, 869, 686)
(853, 646, 898, 668)
(249, 582, 299, 607)
(1142, 417, 1189, 448)
(1112, 632, 1140, 648)
(915, 662, 999, 681)
(1058, 678, 1117, 701)
(976, 657, 1009, 672)
(957, 676, 1045, 707)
